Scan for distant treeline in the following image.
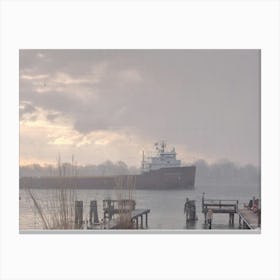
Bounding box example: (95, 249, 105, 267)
(194, 159, 260, 186)
(20, 160, 140, 177)
(20, 159, 260, 186)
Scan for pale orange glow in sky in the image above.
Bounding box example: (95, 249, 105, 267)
(20, 50, 260, 167)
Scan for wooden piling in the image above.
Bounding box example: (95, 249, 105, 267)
(229, 213, 234, 225)
(74, 200, 83, 229)
(184, 198, 197, 223)
(258, 210, 261, 227)
(89, 200, 99, 225)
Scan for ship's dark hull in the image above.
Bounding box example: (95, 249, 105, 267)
(135, 166, 196, 189)
(20, 166, 196, 190)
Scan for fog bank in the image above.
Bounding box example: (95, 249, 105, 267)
(20, 159, 260, 187)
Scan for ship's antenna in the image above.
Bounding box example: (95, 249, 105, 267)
(161, 140, 166, 153)
(155, 142, 160, 153)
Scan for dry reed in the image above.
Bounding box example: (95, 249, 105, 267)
(114, 175, 136, 229)
(27, 187, 77, 229)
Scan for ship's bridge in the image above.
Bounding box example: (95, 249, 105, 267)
(141, 142, 181, 173)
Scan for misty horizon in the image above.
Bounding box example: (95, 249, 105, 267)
(19, 157, 260, 170)
(20, 158, 260, 187)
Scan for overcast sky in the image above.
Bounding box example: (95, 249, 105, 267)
(19, 49, 260, 167)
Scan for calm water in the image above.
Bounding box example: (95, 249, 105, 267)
(19, 185, 260, 230)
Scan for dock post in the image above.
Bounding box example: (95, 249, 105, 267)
(202, 192, 205, 208)
(258, 210, 261, 227)
(239, 215, 241, 228)
(229, 213, 234, 225)
(74, 200, 83, 229)
(140, 215, 143, 229)
(145, 213, 148, 228)
(204, 212, 207, 224)
(190, 202, 196, 221)
(89, 200, 99, 225)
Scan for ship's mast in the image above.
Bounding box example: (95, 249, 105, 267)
(160, 141, 166, 153)
(142, 150, 145, 170)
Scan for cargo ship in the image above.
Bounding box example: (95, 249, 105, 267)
(135, 141, 196, 189)
(20, 141, 196, 189)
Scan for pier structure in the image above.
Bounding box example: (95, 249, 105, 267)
(74, 199, 150, 229)
(202, 194, 261, 229)
(103, 199, 136, 221)
(106, 209, 150, 229)
(202, 193, 238, 225)
(130, 209, 150, 229)
(103, 199, 150, 229)
(238, 208, 261, 229)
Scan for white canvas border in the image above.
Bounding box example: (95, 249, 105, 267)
(1, 1, 280, 279)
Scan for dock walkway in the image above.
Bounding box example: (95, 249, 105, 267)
(202, 194, 238, 225)
(238, 209, 260, 229)
(102, 199, 150, 229)
(131, 209, 150, 229)
(102, 209, 150, 229)
(201, 194, 261, 229)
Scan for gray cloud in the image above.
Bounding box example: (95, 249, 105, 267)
(46, 112, 61, 122)
(19, 101, 37, 119)
(19, 50, 260, 166)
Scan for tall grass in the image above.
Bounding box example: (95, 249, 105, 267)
(26, 155, 78, 229)
(114, 175, 136, 229)
(27, 188, 77, 229)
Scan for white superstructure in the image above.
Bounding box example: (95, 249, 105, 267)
(141, 141, 181, 173)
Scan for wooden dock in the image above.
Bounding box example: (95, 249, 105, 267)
(238, 208, 260, 229)
(201, 194, 261, 230)
(73, 199, 151, 230)
(131, 209, 150, 229)
(202, 194, 238, 225)
(202, 199, 239, 214)
(102, 199, 150, 229)
(103, 199, 136, 220)
(102, 209, 150, 229)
